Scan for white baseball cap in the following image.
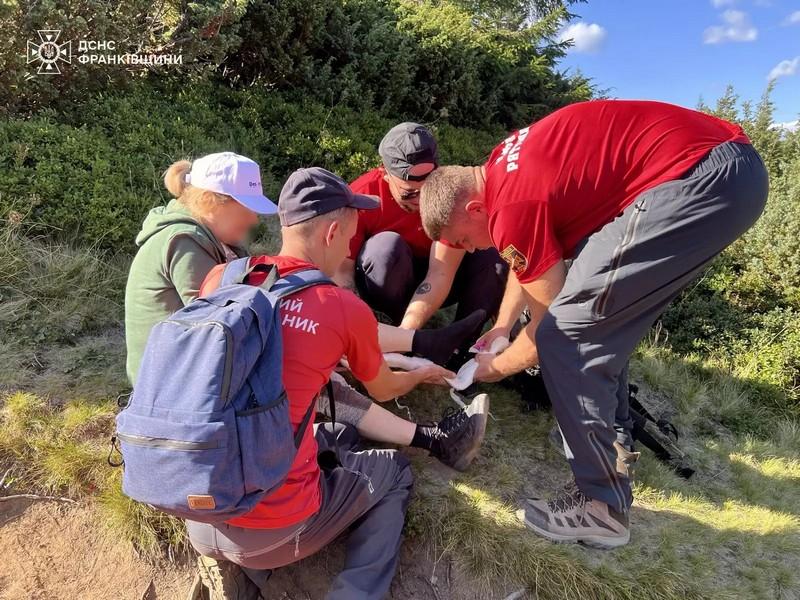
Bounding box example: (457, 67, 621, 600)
(184, 152, 277, 215)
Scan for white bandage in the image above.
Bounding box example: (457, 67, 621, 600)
(340, 353, 436, 372)
(382, 353, 436, 371)
(445, 336, 510, 390)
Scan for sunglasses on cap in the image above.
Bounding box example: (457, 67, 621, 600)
(404, 162, 437, 181)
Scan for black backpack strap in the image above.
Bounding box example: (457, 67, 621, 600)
(294, 392, 316, 449)
(295, 379, 337, 452)
(326, 378, 336, 431)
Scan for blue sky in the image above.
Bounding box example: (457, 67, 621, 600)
(557, 0, 800, 126)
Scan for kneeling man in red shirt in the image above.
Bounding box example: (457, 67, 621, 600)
(188, 168, 474, 599)
(419, 100, 768, 548)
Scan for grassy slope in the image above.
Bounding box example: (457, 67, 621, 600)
(1, 226, 799, 600)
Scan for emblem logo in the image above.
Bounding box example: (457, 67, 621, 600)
(500, 244, 528, 275)
(27, 30, 71, 75)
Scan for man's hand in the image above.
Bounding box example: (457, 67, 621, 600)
(413, 364, 456, 385)
(472, 326, 510, 353)
(473, 352, 504, 383)
(363, 360, 455, 401)
(490, 260, 567, 377)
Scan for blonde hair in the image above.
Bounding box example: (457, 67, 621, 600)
(419, 166, 476, 240)
(163, 159, 232, 219)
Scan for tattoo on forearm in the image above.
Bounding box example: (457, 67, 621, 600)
(415, 282, 432, 295)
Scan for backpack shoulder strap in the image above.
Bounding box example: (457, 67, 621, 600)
(270, 269, 334, 300)
(219, 257, 252, 287)
(220, 257, 284, 291)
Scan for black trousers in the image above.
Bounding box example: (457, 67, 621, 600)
(354, 231, 508, 328)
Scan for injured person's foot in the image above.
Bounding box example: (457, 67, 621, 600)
(412, 393, 490, 471)
(411, 309, 487, 366)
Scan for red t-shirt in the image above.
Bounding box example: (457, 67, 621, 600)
(348, 167, 433, 259)
(199, 256, 383, 529)
(485, 100, 750, 283)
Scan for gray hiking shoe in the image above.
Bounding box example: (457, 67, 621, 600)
(548, 426, 640, 479)
(430, 393, 490, 471)
(517, 481, 630, 549)
(193, 555, 261, 600)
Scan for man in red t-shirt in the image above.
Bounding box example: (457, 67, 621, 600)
(186, 167, 481, 599)
(419, 100, 769, 548)
(335, 123, 508, 366)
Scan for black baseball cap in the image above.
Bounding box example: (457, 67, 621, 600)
(378, 122, 439, 182)
(278, 167, 379, 226)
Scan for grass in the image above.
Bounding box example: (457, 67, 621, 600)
(1, 224, 799, 598)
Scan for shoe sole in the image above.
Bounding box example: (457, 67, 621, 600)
(517, 510, 630, 550)
(450, 394, 490, 472)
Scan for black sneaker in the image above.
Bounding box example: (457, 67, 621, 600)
(429, 394, 490, 471)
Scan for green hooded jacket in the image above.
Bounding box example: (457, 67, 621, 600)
(124, 199, 245, 385)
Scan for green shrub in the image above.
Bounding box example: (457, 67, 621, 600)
(662, 87, 800, 420)
(0, 81, 503, 251)
(2, 0, 589, 128)
(271, 0, 589, 128)
(0, 0, 248, 116)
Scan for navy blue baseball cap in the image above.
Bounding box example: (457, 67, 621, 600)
(278, 167, 380, 226)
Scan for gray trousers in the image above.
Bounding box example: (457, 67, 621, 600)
(538, 142, 768, 512)
(318, 372, 372, 426)
(187, 423, 413, 600)
(355, 231, 508, 326)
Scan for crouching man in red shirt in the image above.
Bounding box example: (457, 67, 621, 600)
(336, 123, 508, 366)
(187, 168, 461, 599)
(419, 100, 769, 549)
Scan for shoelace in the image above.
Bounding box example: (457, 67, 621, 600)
(547, 481, 587, 514)
(433, 406, 470, 439)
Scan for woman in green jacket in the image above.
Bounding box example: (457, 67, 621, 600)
(124, 152, 274, 385)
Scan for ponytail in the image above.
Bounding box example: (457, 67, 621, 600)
(163, 157, 231, 219)
(164, 160, 192, 199)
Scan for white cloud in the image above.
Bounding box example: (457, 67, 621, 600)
(770, 120, 798, 133)
(710, 0, 736, 7)
(768, 56, 800, 81)
(783, 11, 800, 26)
(559, 22, 608, 54)
(703, 10, 758, 44)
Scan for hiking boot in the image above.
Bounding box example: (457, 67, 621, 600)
(429, 393, 490, 471)
(194, 555, 262, 600)
(517, 481, 630, 549)
(548, 426, 640, 479)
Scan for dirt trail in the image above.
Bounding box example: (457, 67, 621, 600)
(0, 497, 480, 600)
(0, 498, 193, 599)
